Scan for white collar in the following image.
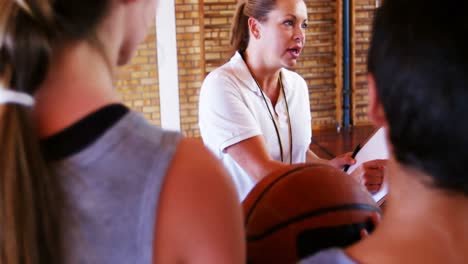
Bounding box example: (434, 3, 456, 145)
(230, 51, 289, 96)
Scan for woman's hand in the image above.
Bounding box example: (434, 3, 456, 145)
(350, 159, 387, 193)
(328, 152, 356, 169)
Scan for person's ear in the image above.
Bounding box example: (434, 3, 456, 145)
(368, 74, 387, 127)
(247, 17, 261, 39)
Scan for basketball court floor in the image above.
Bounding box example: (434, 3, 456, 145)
(310, 125, 376, 159)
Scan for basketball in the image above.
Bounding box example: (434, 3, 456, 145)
(243, 164, 380, 264)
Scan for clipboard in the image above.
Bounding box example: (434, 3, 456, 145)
(346, 127, 389, 205)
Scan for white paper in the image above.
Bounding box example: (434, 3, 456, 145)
(347, 127, 389, 203)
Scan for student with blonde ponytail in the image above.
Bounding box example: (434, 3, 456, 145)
(1, 2, 63, 264)
(0, 0, 244, 263)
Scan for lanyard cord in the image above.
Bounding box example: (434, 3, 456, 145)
(253, 72, 293, 164)
(240, 52, 293, 164)
(280, 74, 293, 164)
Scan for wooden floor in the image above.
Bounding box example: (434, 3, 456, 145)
(310, 125, 377, 159)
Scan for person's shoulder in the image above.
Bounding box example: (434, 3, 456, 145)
(204, 52, 247, 83)
(153, 137, 245, 262)
(299, 248, 357, 264)
(205, 55, 239, 79)
(280, 68, 308, 97)
(202, 63, 237, 91)
(281, 68, 305, 80)
(167, 138, 234, 189)
(122, 111, 182, 146)
(206, 62, 231, 78)
(174, 137, 214, 160)
(281, 68, 307, 86)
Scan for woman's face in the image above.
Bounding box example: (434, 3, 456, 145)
(257, 0, 308, 68)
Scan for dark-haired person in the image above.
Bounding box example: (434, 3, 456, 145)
(198, 0, 387, 200)
(301, 0, 468, 263)
(0, 0, 244, 263)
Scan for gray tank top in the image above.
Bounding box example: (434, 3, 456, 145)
(50, 110, 181, 263)
(299, 248, 357, 264)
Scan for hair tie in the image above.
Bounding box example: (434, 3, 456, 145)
(0, 87, 35, 106)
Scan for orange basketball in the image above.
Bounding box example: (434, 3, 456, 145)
(243, 164, 380, 264)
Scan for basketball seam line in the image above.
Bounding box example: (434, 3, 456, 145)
(246, 203, 381, 241)
(245, 164, 318, 224)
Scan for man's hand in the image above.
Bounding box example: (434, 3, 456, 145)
(350, 159, 387, 193)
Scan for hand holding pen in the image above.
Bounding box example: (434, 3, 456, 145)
(328, 148, 359, 170)
(343, 144, 362, 172)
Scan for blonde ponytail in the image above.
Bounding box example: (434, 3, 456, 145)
(0, 1, 62, 264)
(0, 0, 112, 262)
(230, 2, 250, 52)
(230, 0, 278, 52)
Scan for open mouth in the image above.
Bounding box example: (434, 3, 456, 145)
(287, 48, 301, 57)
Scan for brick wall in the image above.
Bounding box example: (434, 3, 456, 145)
(293, 0, 340, 129)
(115, 25, 160, 125)
(114, 1, 377, 135)
(352, 0, 377, 125)
(203, 0, 236, 73)
(176, 0, 205, 137)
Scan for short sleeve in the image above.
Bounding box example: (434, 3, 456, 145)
(198, 70, 261, 157)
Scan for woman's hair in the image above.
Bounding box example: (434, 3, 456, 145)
(230, 0, 277, 52)
(0, 1, 111, 263)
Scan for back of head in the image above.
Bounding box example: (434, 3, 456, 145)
(0, 1, 111, 263)
(368, 0, 468, 194)
(230, 0, 277, 52)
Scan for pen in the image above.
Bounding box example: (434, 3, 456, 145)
(343, 143, 361, 172)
